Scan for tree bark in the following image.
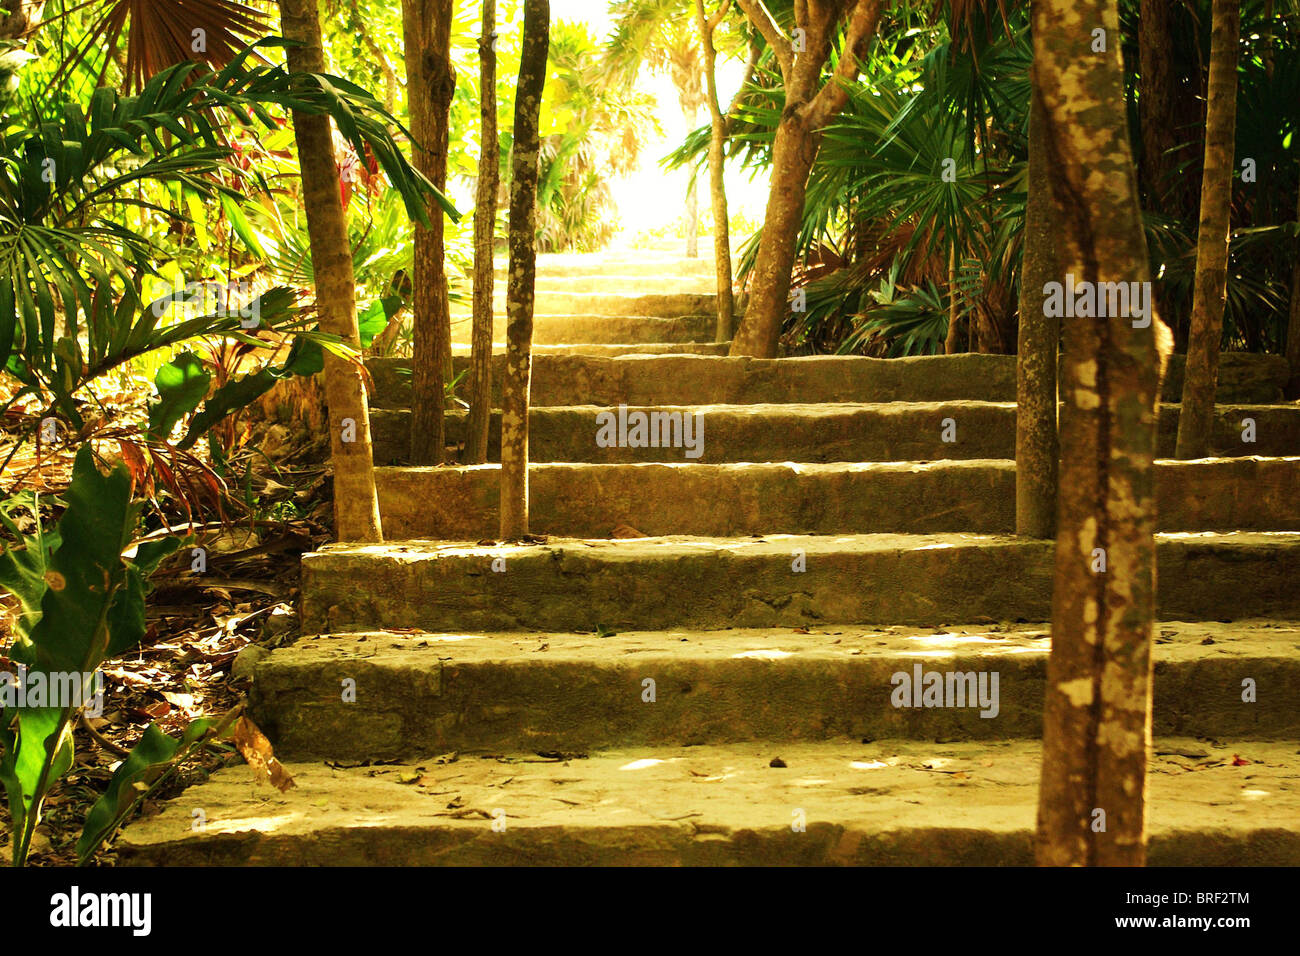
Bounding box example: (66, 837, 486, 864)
(694, 0, 735, 341)
(279, 0, 382, 543)
(0, 0, 42, 41)
(1174, 0, 1240, 460)
(1138, 0, 1175, 210)
(1287, 185, 1300, 399)
(944, 244, 962, 354)
(1032, 0, 1173, 867)
(729, 0, 883, 358)
(685, 164, 699, 258)
(1015, 90, 1059, 538)
(499, 0, 548, 539)
(402, 0, 456, 466)
(467, 0, 499, 465)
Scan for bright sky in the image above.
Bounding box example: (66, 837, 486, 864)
(550, 0, 770, 247)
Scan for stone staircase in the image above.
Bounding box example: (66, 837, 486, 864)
(119, 252, 1300, 866)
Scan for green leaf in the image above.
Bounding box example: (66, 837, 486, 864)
(76, 719, 212, 862)
(148, 351, 211, 441)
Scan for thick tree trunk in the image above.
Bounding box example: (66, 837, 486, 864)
(728, 118, 817, 357)
(403, 0, 456, 465)
(467, 0, 499, 465)
(279, 0, 382, 542)
(0, 0, 42, 41)
(1032, 0, 1173, 867)
(499, 0, 549, 539)
(1287, 186, 1300, 399)
(1175, 0, 1240, 460)
(1138, 0, 1175, 209)
(729, 0, 882, 358)
(1015, 91, 1059, 538)
(695, 0, 735, 341)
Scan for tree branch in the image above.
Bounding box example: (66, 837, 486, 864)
(707, 0, 730, 32)
(735, 0, 792, 81)
(804, 0, 882, 129)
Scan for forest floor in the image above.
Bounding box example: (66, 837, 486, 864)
(0, 376, 327, 865)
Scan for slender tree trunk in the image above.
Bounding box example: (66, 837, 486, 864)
(1032, 0, 1173, 867)
(1015, 91, 1059, 538)
(729, 0, 883, 358)
(728, 118, 817, 357)
(695, 0, 735, 341)
(279, 0, 382, 542)
(1287, 185, 1300, 399)
(467, 0, 499, 465)
(1175, 0, 1240, 460)
(685, 165, 699, 258)
(945, 244, 961, 354)
(403, 0, 456, 465)
(499, 0, 549, 539)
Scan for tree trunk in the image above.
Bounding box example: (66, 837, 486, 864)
(279, 0, 382, 542)
(1175, 0, 1240, 460)
(728, 117, 817, 357)
(1138, 0, 1175, 210)
(0, 0, 42, 41)
(467, 0, 499, 465)
(402, 0, 456, 466)
(499, 0, 549, 539)
(685, 166, 699, 259)
(1032, 0, 1173, 867)
(695, 0, 735, 341)
(944, 244, 962, 354)
(729, 0, 883, 358)
(1286, 185, 1300, 399)
(1015, 91, 1059, 538)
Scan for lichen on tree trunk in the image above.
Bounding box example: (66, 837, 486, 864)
(467, 0, 499, 465)
(1015, 90, 1059, 539)
(279, 0, 382, 543)
(1174, 0, 1240, 460)
(498, 0, 549, 539)
(1031, 0, 1173, 867)
(403, 0, 456, 466)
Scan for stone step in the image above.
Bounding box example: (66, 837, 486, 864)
(369, 352, 1289, 409)
(373, 457, 1300, 539)
(368, 403, 1300, 466)
(249, 621, 1300, 760)
(450, 291, 724, 319)
(447, 313, 715, 346)
(492, 253, 722, 278)
(446, 342, 730, 359)
(482, 275, 721, 295)
(300, 532, 1300, 634)
(115, 738, 1300, 866)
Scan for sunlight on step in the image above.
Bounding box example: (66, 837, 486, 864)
(207, 812, 299, 835)
(731, 649, 794, 660)
(851, 760, 889, 770)
(620, 758, 666, 771)
(1240, 790, 1271, 801)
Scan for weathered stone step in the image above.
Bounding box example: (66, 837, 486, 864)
(249, 621, 1300, 760)
(481, 275, 719, 294)
(492, 253, 722, 278)
(446, 342, 730, 358)
(369, 352, 1289, 410)
(116, 739, 1300, 866)
(368, 402, 1300, 466)
(300, 532, 1300, 634)
(450, 291, 723, 318)
(373, 457, 1300, 539)
(447, 313, 714, 346)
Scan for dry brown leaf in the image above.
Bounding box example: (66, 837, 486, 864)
(610, 523, 646, 538)
(233, 716, 296, 792)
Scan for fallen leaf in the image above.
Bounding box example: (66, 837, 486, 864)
(233, 716, 296, 792)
